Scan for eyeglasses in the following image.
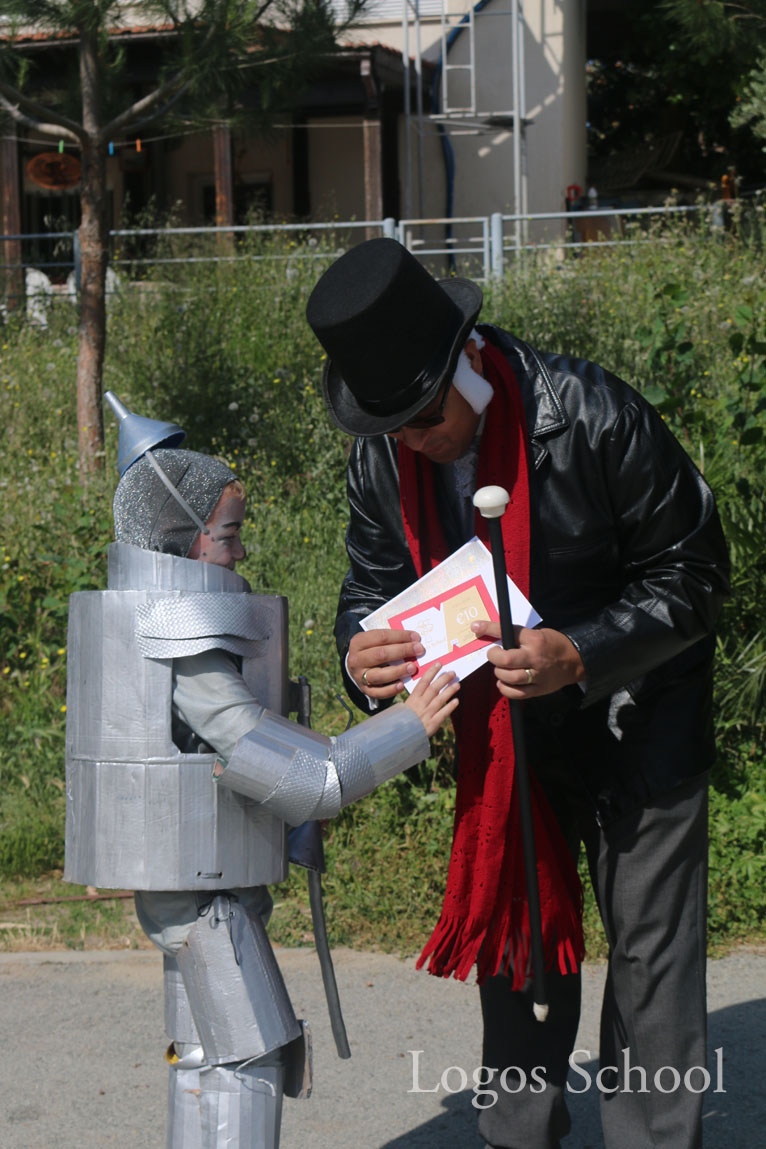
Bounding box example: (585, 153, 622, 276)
(390, 378, 452, 433)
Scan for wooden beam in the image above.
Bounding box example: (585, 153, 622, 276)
(363, 118, 383, 240)
(0, 132, 23, 310)
(213, 122, 234, 252)
(360, 55, 383, 239)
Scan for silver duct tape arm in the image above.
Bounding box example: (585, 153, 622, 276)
(217, 705, 429, 824)
(176, 895, 301, 1066)
(331, 705, 430, 807)
(217, 712, 340, 821)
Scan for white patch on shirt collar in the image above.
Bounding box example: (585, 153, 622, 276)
(452, 328, 493, 414)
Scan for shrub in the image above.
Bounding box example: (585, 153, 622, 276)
(1, 217, 764, 954)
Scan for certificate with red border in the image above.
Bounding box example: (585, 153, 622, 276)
(361, 537, 541, 690)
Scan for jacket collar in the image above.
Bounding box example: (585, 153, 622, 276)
(478, 326, 569, 467)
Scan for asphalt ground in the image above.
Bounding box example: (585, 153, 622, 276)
(0, 947, 764, 1148)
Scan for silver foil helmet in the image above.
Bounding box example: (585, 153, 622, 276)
(113, 448, 237, 557)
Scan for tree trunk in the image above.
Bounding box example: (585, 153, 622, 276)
(76, 26, 106, 478)
(77, 139, 107, 476)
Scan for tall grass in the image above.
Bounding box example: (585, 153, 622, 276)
(1, 214, 765, 950)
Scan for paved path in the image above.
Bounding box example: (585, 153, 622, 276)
(0, 947, 763, 1147)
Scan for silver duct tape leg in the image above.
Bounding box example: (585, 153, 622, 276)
(177, 895, 301, 1066)
(199, 1063, 284, 1149)
(167, 1047, 285, 1149)
(164, 955, 201, 1044)
(167, 1055, 204, 1149)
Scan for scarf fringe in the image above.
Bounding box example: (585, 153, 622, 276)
(416, 913, 488, 982)
(418, 902, 585, 989)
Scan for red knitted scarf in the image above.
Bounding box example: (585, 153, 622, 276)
(399, 340, 584, 987)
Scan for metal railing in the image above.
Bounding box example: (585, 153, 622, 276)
(0, 200, 741, 315)
(108, 217, 397, 267)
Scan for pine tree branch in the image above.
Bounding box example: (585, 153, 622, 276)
(0, 80, 85, 142)
(99, 19, 220, 141)
(722, 2, 766, 24)
(238, 52, 298, 70)
(252, 0, 279, 21)
(100, 75, 190, 140)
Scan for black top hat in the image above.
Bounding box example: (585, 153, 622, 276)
(306, 238, 483, 436)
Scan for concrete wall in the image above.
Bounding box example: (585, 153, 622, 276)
(307, 117, 366, 220)
(343, 0, 587, 234)
(524, 0, 587, 214)
(164, 130, 296, 223)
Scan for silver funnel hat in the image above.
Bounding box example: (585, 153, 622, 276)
(105, 391, 185, 476)
(113, 448, 237, 557)
(105, 393, 237, 558)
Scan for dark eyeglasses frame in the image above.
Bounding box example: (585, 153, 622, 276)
(390, 378, 453, 434)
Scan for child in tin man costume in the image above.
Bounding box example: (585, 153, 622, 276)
(64, 394, 459, 1148)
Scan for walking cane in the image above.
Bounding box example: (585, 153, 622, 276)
(474, 485, 549, 1022)
(289, 676, 352, 1059)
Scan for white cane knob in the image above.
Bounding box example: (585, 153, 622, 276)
(473, 485, 510, 519)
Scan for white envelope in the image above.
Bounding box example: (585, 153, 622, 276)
(361, 537, 541, 691)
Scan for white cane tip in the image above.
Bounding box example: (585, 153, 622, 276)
(533, 1002, 549, 1023)
(473, 485, 510, 518)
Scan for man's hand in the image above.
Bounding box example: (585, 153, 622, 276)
(470, 621, 585, 699)
(348, 628, 425, 700)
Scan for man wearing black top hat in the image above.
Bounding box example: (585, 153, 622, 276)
(306, 237, 729, 1149)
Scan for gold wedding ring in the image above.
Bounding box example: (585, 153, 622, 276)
(362, 669, 370, 687)
(525, 667, 536, 685)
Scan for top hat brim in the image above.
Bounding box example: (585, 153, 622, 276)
(321, 277, 483, 436)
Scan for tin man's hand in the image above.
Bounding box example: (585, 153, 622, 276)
(348, 628, 425, 700)
(470, 621, 585, 700)
(404, 662, 460, 736)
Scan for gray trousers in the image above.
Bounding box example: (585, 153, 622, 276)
(477, 771, 709, 1149)
(134, 886, 273, 956)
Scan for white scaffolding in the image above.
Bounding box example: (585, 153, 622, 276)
(400, 0, 529, 223)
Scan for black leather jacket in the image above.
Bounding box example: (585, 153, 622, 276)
(335, 326, 730, 823)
